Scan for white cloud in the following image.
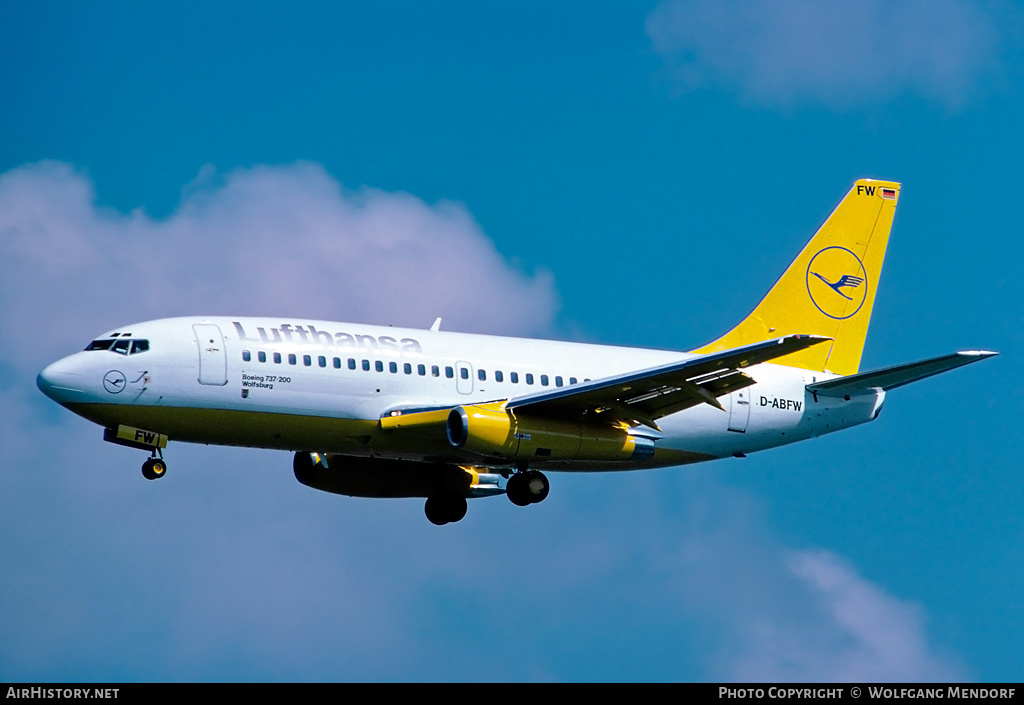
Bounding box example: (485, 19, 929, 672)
(662, 482, 964, 681)
(646, 0, 1004, 108)
(0, 160, 559, 375)
(783, 550, 962, 681)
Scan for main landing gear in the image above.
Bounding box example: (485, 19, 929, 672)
(422, 467, 550, 525)
(505, 468, 550, 507)
(141, 452, 167, 481)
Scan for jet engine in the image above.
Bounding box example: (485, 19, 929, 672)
(292, 452, 501, 499)
(446, 402, 655, 462)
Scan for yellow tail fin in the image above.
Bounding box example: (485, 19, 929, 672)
(693, 179, 900, 375)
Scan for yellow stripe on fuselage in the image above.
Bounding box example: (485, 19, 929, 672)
(68, 402, 713, 470)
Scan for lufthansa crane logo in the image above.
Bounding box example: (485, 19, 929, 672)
(806, 247, 868, 320)
(103, 370, 127, 394)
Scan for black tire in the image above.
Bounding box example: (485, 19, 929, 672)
(292, 452, 317, 485)
(447, 494, 468, 522)
(142, 458, 166, 481)
(506, 473, 531, 506)
(424, 495, 449, 525)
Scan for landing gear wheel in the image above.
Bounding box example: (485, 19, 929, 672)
(424, 496, 447, 525)
(448, 495, 468, 523)
(424, 493, 468, 525)
(141, 457, 167, 481)
(506, 470, 549, 506)
(506, 472, 531, 506)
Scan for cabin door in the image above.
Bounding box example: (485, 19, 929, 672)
(194, 324, 228, 386)
(728, 389, 750, 432)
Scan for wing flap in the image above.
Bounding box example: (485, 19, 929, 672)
(508, 334, 831, 425)
(807, 350, 997, 398)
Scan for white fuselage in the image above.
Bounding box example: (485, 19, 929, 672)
(37, 316, 884, 470)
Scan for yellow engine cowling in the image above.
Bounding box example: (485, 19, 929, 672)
(446, 402, 655, 462)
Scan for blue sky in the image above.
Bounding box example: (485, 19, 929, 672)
(1, 1, 1021, 682)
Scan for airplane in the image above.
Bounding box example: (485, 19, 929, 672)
(36, 179, 995, 525)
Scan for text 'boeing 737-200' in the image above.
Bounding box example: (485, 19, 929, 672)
(37, 179, 996, 524)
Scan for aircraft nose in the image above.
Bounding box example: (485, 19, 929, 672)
(37, 356, 87, 403)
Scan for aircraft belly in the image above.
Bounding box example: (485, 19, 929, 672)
(66, 402, 378, 453)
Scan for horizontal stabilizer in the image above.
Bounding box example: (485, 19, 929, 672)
(806, 351, 997, 398)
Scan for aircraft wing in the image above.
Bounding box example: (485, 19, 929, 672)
(505, 334, 831, 430)
(806, 350, 997, 398)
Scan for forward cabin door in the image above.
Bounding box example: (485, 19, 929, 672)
(194, 324, 228, 386)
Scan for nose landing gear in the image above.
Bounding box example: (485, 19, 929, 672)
(101, 426, 169, 481)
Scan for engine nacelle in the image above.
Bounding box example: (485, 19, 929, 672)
(293, 452, 501, 499)
(446, 402, 655, 462)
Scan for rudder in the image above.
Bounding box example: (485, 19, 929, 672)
(693, 179, 900, 375)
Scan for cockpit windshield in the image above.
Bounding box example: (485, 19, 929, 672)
(84, 338, 151, 355)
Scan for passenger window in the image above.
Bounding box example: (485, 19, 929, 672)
(273, 353, 282, 364)
(478, 369, 486, 381)
(375, 360, 384, 372)
(318, 356, 327, 368)
(570, 377, 577, 385)
(258, 351, 267, 363)
(445, 366, 454, 379)
(418, 364, 426, 376)
(431, 365, 440, 377)
(242, 350, 251, 362)
(288, 354, 297, 365)
(112, 339, 131, 355)
(510, 372, 519, 383)
(526, 373, 534, 385)
(130, 340, 150, 355)
(460, 368, 469, 380)
(404, 363, 412, 374)
(555, 376, 563, 387)
(540, 374, 549, 386)
(348, 358, 356, 370)
(389, 361, 398, 373)
(495, 371, 503, 382)
(333, 357, 341, 369)
(303, 355, 312, 366)
(362, 359, 370, 371)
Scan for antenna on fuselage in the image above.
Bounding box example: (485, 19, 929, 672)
(430, 317, 442, 331)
